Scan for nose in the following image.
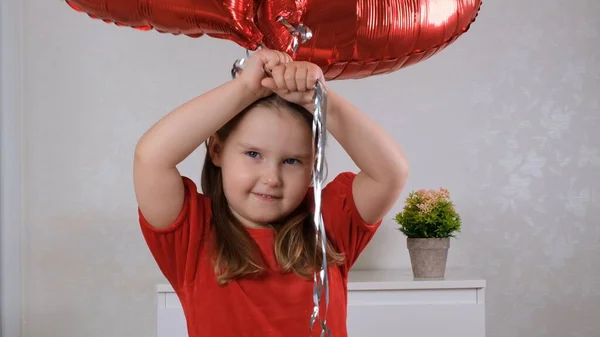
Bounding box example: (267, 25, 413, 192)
(261, 164, 282, 187)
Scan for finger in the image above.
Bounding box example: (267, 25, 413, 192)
(277, 51, 285, 65)
(306, 65, 323, 89)
(263, 50, 287, 72)
(284, 64, 298, 92)
(274, 51, 289, 66)
(282, 52, 293, 64)
(306, 69, 319, 89)
(271, 65, 287, 91)
(303, 90, 315, 108)
(278, 90, 304, 104)
(296, 66, 308, 91)
(263, 53, 280, 75)
(261, 77, 277, 90)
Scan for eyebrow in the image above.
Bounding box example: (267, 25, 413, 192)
(236, 141, 261, 151)
(236, 141, 313, 159)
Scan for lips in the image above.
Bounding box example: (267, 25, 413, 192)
(252, 192, 282, 201)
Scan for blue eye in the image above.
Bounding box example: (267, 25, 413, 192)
(284, 158, 300, 165)
(246, 151, 260, 158)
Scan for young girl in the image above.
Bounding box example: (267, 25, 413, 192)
(134, 49, 409, 337)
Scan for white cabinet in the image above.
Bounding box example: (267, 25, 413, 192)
(156, 269, 486, 337)
(346, 269, 486, 337)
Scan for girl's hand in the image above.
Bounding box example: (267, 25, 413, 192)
(261, 61, 325, 111)
(237, 49, 292, 98)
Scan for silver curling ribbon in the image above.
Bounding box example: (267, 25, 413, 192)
(233, 16, 312, 79)
(231, 49, 251, 79)
(231, 58, 246, 79)
(276, 16, 313, 58)
(274, 16, 330, 337)
(232, 18, 328, 335)
(309, 79, 331, 337)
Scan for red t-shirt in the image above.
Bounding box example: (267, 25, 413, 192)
(139, 172, 382, 337)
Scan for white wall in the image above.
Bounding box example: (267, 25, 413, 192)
(6, 0, 599, 336)
(1, 0, 23, 336)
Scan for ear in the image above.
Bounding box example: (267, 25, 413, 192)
(208, 136, 223, 167)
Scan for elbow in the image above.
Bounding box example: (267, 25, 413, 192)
(391, 158, 410, 192)
(372, 155, 409, 191)
(400, 158, 410, 180)
(134, 139, 164, 168)
(134, 140, 151, 163)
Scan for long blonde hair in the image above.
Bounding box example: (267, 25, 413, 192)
(201, 94, 344, 285)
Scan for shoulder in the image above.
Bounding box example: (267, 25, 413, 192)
(321, 171, 357, 205)
(303, 172, 363, 222)
(181, 176, 212, 220)
(181, 176, 210, 203)
(139, 176, 212, 234)
(324, 171, 356, 192)
(304, 171, 381, 270)
(304, 171, 356, 205)
(138, 176, 213, 289)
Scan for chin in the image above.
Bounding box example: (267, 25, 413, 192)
(251, 207, 298, 223)
(248, 213, 286, 224)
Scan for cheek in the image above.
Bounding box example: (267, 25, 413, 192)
(222, 154, 262, 187)
(285, 167, 312, 192)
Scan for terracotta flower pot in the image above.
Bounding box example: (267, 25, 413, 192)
(406, 238, 450, 279)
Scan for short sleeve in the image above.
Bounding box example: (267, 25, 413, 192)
(317, 172, 383, 271)
(138, 176, 211, 291)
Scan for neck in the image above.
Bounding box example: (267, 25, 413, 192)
(229, 206, 270, 230)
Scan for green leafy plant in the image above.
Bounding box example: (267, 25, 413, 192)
(394, 188, 461, 238)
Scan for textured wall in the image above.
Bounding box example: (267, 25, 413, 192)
(20, 0, 599, 336)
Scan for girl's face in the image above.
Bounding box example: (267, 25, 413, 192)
(210, 105, 314, 229)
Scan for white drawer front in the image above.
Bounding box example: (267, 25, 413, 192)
(157, 287, 485, 337)
(347, 289, 485, 337)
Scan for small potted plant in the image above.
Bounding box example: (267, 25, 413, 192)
(394, 188, 461, 279)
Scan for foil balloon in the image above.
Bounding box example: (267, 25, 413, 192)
(65, 0, 263, 50)
(257, 0, 482, 80)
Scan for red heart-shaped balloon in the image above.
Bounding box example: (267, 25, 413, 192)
(65, 0, 263, 50)
(257, 0, 482, 80)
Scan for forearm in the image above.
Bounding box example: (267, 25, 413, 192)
(326, 90, 409, 185)
(135, 78, 260, 167)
